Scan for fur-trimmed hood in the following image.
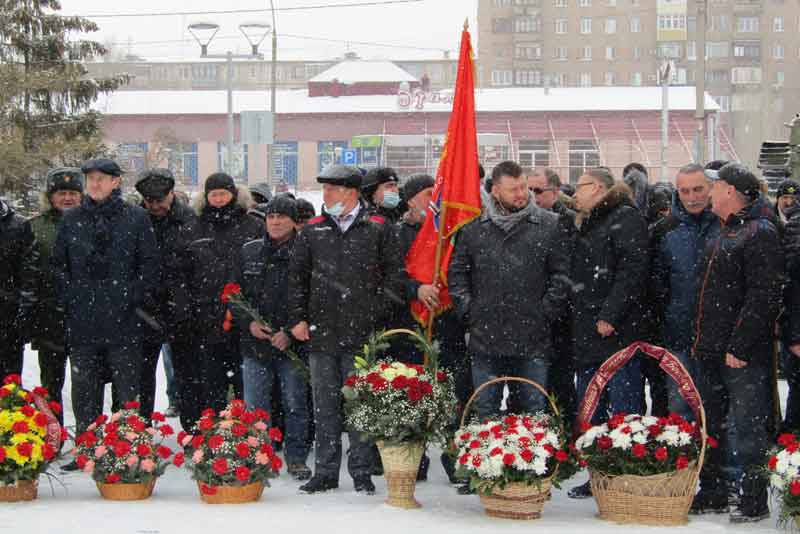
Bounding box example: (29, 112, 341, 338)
(192, 185, 252, 214)
(576, 182, 634, 228)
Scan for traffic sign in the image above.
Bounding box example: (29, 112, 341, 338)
(342, 149, 358, 165)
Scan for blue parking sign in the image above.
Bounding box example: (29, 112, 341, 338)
(342, 149, 358, 165)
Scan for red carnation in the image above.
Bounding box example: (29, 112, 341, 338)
(648, 424, 662, 437)
(478, 431, 490, 440)
(655, 447, 669, 462)
(620, 426, 632, 435)
(201, 483, 218, 495)
(271, 455, 283, 471)
(0, 388, 9, 398)
(407, 386, 423, 403)
(103, 432, 119, 446)
(76, 431, 97, 447)
(23, 392, 34, 403)
(706, 436, 718, 449)
(230, 400, 246, 418)
(16, 442, 33, 457)
(201, 408, 216, 418)
(520, 449, 534, 462)
(212, 457, 229, 475)
(32, 386, 49, 398)
(769, 455, 779, 470)
(372, 378, 388, 392)
(177, 431, 188, 445)
(260, 443, 274, 456)
(105, 473, 121, 484)
(123, 400, 141, 410)
(268, 427, 283, 443)
(788, 442, 799, 454)
(436, 370, 447, 382)
(94, 414, 108, 426)
(151, 411, 166, 422)
(157, 445, 172, 459)
(472, 455, 482, 467)
(173, 452, 185, 467)
(235, 465, 251, 482)
(533, 432, 545, 442)
(191, 435, 205, 449)
(778, 433, 797, 446)
(127, 416, 146, 433)
(632, 443, 647, 458)
(76, 454, 89, 469)
(608, 414, 625, 429)
(33, 412, 48, 428)
(113, 440, 132, 457)
(458, 453, 470, 465)
(518, 436, 531, 448)
(254, 409, 270, 421)
(0, 447, 7, 463)
(236, 442, 251, 458)
(208, 435, 225, 450)
(676, 455, 689, 470)
(468, 439, 481, 449)
(791, 480, 800, 497)
(391, 375, 408, 390)
(137, 444, 151, 456)
(597, 436, 613, 450)
(502, 453, 516, 466)
(344, 375, 358, 387)
(240, 411, 256, 425)
(555, 450, 569, 463)
(21, 405, 35, 417)
(220, 282, 242, 303)
(42, 443, 56, 461)
(159, 424, 174, 437)
(3, 374, 21, 385)
(459, 432, 471, 442)
(198, 418, 214, 431)
(12, 421, 29, 434)
(104, 422, 119, 435)
(232, 423, 248, 437)
(490, 447, 503, 457)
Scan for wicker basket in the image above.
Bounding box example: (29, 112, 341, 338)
(96, 479, 156, 501)
(461, 376, 561, 520)
(197, 481, 264, 504)
(577, 342, 707, 526)
(0, 479, 38, 502)
(376, 440, 426, 509)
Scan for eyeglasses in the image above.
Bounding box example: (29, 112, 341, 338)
(575, 182, 596, 190)
(530, 187, 556, 195)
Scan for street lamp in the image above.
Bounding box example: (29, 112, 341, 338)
(187, 21, 270, 176)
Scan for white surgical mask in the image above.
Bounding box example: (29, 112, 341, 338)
(325, 202, 345, 217)
(380, 191, 400, 209)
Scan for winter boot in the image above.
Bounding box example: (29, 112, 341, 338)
(299, 475, 338, 493)
(567, 481, 592, 499)
(731, 474, 769, 523)
(353, 475, 375, 495)
(689, 490, 728, 514)
(416, 454, 430, 482)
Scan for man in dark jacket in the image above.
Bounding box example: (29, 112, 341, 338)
(53, 158, 160, 437)
(29, 167, 84, 423)
(0, 198, 37, 378)
(690, 163, 782, 523)
(449, 161, 570, 418)
(134, 168, 198, 421)
(235, 196, 311, 481)
(651, 164, 719, 419)
(781, 192, 800, 433)
(180, 173, 262, 427)
(289, 164, 404, 495)
(360, 166, 403, 223)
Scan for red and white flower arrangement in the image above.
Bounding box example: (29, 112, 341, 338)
(575, 412, 713, 476)
(72, 401, 178, 485)
(454, 413, 576, 494)
(181, 399, 283, 496)
(767, 432, 800, 523)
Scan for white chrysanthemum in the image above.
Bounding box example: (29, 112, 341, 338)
(677, 432, 692, 446)
(632, 432, 648, 444)
(659, 430, 680, 447)
(612, 433, 632, 450)
(776, 457, 790, 475)
(790, 452, 800, 467)
(771, 474, 786, 490)
(532, 457, 548, 475)
(628, 421, 645, 433)
(640, 416, 658, 426)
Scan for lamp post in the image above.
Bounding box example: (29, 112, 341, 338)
(188, 21, 270, 177)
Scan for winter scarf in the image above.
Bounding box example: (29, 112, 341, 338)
(202, 201, 241, 225)
(83, 188, 124, 279)
(485, 195, 537, 234)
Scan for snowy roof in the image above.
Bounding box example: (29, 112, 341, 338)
(308, 60, 418, 84)
(93, 87, 720, 116)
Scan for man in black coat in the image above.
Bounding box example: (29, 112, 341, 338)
(134, 168, 198, 421)
(179, 173, 263, 427)
(0, 198, 37, 378)
(289, 164, 404, 495)
(53, 158, 160, 437)
(449, 161, 570, 418)
(234, 196, 311, 481)
(690, 163, 782, 523)
(360, 166, 403, 223)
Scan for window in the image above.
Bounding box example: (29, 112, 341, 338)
(555, 18, 567, 34)
(630, 16, 641, 33)
(518, 140, 550, 169)
(706, 41, 730, 58)
(709, 15, 730, 32)
(633, 47, 642, 60)
(687, 41, 697, 61)
(658, 43, 682, 58)
(554, 46, 568, 60)
(713, 95, 730, 112)
(515, 70, 542, 86)
(687, 16, 697, 32)
(554, 0, 567, 6)
(658, 14, 686, 31)
(493, 0, 512, 5)
(552, 73, 568, 86)
(582, 46, 592, 60)
(491, 70, 513, 86)
(774, 42, 785, 59)
(515, 16, 541, 33)
(317, 141, 347, 171)
(178, 143, 199, 186)
(493, 18, 513, 33)
(515, 44, 542, 59)
(579, 72, 592, 87)
(777, 71, 785, 86)
(707, 69, 729, 83)
(731, 66, 762, 84)
(733, 41, 761, 58)
(579, 0, 591, 6)
(605, 18, 617, 34)
(737, 17, 759, 32)
(631, 72, 642, 86)
(580, 17, 592, 34)
(774, 16, 784, 32)
(218, 142, 249, 181)
(605, 46, 615, 60)
(604, 72, 616, 86)
(607, 0, 616, 5)
(568, 140, 600, 183)
(495, 47, 509, 58)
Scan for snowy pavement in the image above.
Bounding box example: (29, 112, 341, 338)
(7, 347, 787, 533)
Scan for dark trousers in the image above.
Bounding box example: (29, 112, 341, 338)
(0, 343, 23, 379)
(140, 340, 162, 420)
(783, 346, 800, 432)
(695, 357, 771, 509)
(168, 338, 199, 432)
(198, 339, 243, 419)
(70, 343, 141, 433)
(641, 356, 669, 417)
(548, 353, 577, 429)
(308, 352, 373, 480)
(470, 353, 549, 419)
(38, 348, 68, 425)
(576, 357, 643, 425)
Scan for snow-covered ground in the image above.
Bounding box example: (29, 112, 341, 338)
(6, 346, 788, 533)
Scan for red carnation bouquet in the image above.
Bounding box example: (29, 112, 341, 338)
(71, 401, 178, 485)
(767, 432, 800, 524)
(0, 374, 64, 486)
(181, 399, 283, 496)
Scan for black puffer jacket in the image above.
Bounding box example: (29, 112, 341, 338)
(693, 196, 783, 364)
(571, 184, 649, 366)
(782, 204, 800, 346)
(288, 204, 405, 355)
(0, 200, 37, 345)
(182, 198, 263, 346)
(234, 233, 295, 360)
(448, 202, 571, 358)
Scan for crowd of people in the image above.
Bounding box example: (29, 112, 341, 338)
(0, 155, 797, 524)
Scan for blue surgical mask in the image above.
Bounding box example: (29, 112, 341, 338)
(325, 202, 345, 217)
(380, 191, 400, 209)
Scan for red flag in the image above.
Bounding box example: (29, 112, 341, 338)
(405, 25, 481, 326)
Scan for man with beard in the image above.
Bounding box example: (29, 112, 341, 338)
(449, 160, 570, 418)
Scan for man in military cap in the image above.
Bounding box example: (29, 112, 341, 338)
(134, 168, 197, 420)
(29, 167, 84, 423)
(53, 158, 159, 450)
(361, 166, 403, 223)
(289, 164, 405, 495)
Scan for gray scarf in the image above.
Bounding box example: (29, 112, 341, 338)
(485, 195, 537, 234)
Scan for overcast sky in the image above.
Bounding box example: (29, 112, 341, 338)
(59, 0, 478, 61)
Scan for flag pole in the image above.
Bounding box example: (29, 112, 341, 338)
(425, 203, 449, 355)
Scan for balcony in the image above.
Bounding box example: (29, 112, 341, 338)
(733, 0, 763, 13)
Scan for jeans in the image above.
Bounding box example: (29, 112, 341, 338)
(576, 357, 643, 425)
(665, 348, 697, 421)
(244, 354, 310, 465)
(162, 344, 179, 407)
(70, 343, 141, 433)
(38, 348, 68, 426)
(470, 353, 549, 419)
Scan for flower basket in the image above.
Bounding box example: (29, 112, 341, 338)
(376, 440, 426, 509)
(197, 481, 265, 504)
(457, 377, 572, 521)
(575, 342, 707, 526)
(0, 479, 38, 502)
(96, 478, 156, 501)
(342, 329, 458, 509)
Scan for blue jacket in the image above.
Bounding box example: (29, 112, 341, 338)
(651, 194, 720, 352)
(53, 191, 160, 347)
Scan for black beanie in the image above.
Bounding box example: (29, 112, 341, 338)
(204, 172, 237, 196)
(401, 174, 435, 203)
(265, 195, 299, 222)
